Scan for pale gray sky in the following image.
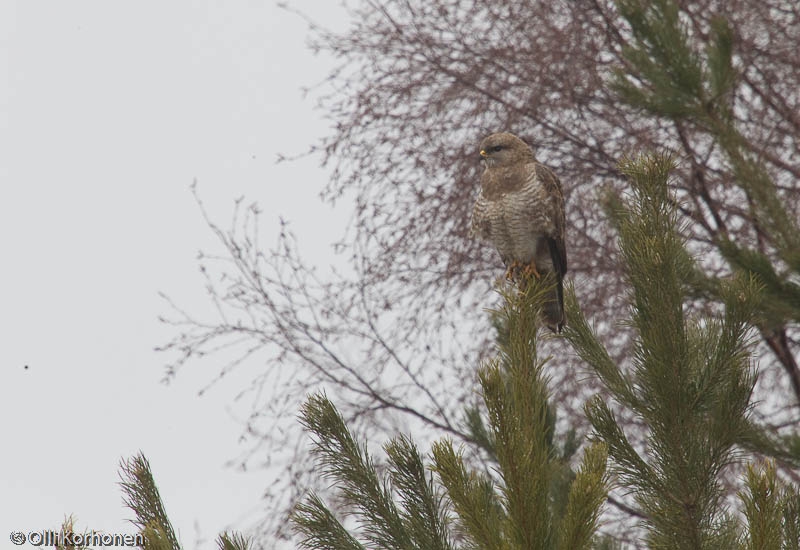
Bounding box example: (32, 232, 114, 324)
(1, 1, 348, 547)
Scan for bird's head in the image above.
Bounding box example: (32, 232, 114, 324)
(479, 133, 533, 168)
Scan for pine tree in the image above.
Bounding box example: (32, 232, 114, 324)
(158, 2, 800, 540)
(82, 8, 800, 544)
(292, 280, 610, 550)
(292, 151, 800, 548)
(118, 453, 252, 550)
(564, 152, 800, 547)
(75, 152, 799, 549)
(612, 0, 800, 413)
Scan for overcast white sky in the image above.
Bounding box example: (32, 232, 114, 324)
(1, 2, 349, 547)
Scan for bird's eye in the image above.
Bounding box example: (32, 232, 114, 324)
(492, 145, 503, 152)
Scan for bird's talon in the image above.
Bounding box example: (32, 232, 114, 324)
(522, 262, 541, 280)
(505, 260, 520, 280)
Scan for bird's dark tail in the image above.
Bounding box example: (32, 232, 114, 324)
(544, 236, 566, 333)
(542, 277, 565, 333)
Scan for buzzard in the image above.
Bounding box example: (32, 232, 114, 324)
(471, 132, 567, 332)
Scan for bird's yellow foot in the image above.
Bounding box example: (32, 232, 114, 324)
(505, 260, 521, 280)
(521, 261, 541, 280)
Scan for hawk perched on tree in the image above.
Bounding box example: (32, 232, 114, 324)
(471, 132, 567, 332)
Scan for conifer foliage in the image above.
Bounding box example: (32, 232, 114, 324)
(565, 153, 772, 547)
(117, 453, 252, 550)
(292, 279, 610, 550)
(288, 151, 800, 548)
(78, 152, 799, 548)
(156, 0, 800, 541)
(612, 0, 800, 402)
(81, 1, 800, 547)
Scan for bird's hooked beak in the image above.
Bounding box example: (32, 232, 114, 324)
(480, 149, 488, 158)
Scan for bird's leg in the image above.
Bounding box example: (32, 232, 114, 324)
(521, 260, 541, 280)
(505, 260, 521, 280)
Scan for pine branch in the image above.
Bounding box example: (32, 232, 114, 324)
(292, 493, 365, 550)
(431, 439, 505, 549)
(557, 442, 610, 550)
(740, 462, 784, 549)
(575, 152, 762, 547)
(216, 532, 253, 550)
(385, 434, 453, 550)
(119, 453, 181, 550)
(611, 0, 800, 408)
(296, 393, 410, 549)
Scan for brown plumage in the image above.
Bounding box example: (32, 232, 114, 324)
(471, 132, 567, 331)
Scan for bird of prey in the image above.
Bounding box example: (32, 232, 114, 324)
(471, 132, 567, 332)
